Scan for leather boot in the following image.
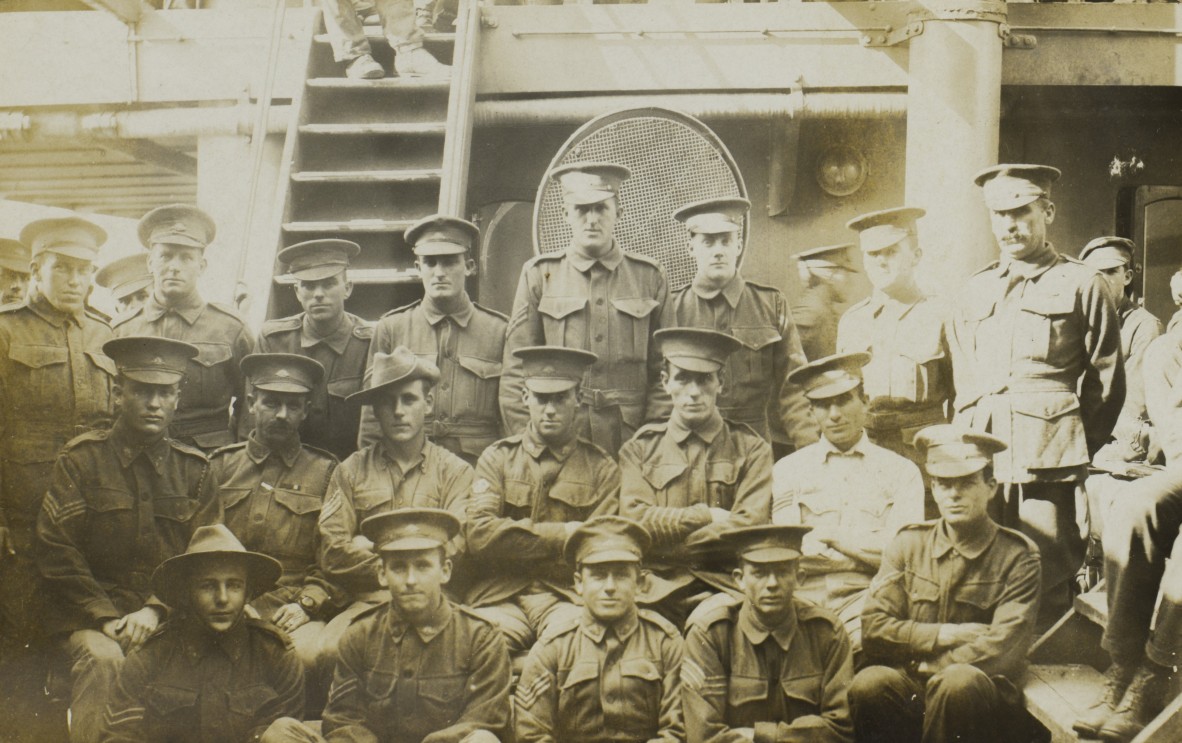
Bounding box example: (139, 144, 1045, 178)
(394, 45, 450, 78)
(1098, 662, 1170, 742)
(1074, 662, 1135, 738)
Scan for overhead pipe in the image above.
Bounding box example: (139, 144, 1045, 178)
(0, 105, 294, 143)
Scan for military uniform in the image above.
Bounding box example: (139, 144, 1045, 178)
(100, 615, 305, 743)
(258, 313, 373, 460)
(792, 243, 858, 363)
(1144, 316, 1182, 463)
(0, 237, 30, 306)
(95, 251, 152, 318)
(360, 296, 506, 462)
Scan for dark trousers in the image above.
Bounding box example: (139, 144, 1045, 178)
(849, 664, 1032, 743)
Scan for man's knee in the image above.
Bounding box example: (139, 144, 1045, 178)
(288, 621, 327, 671)
(260, 716, 325, 743)
(926, 663, 994, 703)
(467, 604, 533, 653)
(850, 665, 908, 706)
(67, 630, 124, 668)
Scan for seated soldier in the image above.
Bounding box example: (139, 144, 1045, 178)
(99, 525, 304, 742)
(264, 508, 511, 743)
(1073, 467, 1182, 742)
(211, 353, 341, 673)
(771, 352, 924, 649)
(317, 347, 471, 649)
(620, 327, 773, 628)
(682, 524, 854, 743)
(36, 336, 221, 743)
(320, 0, 449, 79)
(466, 346, 619, 652)
(849, 426, 1042, 743)
(515, 516, 684, 743)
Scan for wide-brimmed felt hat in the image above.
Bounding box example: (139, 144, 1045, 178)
(152, 524, 281, 608)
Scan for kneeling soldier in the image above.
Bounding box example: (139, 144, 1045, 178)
(265, 508, 511, 743)
(100, 524, 305, 742)
(682, 524, 854, 742)
(850, 426, 1042, 743)
(515, 516, 685, 743)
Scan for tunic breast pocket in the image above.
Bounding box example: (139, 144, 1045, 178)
(503, 479, 535, 516)
(89, 487, 136, 540)
(188, 341, 234, 399)
(953, 580, 1004, 624)
(154, 496, 198, 526)
(619, 657, 662, 731)
(8, 343, 68, 401)
(546, 480, 600, 519)
(1018, 290, 1078, 366)
(354, 489, 393, 521)
(906, 574, 942, 623)
(145, 684, 198, 729)
(730, 327, 781, 385)
(611, 298, 660, 362)
(455, 355, 503, 418)
(706, 461, 739, 511)
(272, 489, 322, 557)
(726, 674, 767, 712)
(892, 336, 947, 403)
(538, 296, 587, 348)
(558, 661, 600, 727)
(417, 672, 467, 721)
(795, 490, 840, 528)
(227, 683, 279, 726)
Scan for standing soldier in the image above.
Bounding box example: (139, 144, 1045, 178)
(0, 237, 30, 305)
(466, 346, 619, 652)
(115, 204, 255, 451)
(515, 516, 685, 743)
(839, 207, 952, 485)
(656, 196, 817, 448)
(682, 525, 854, 743)
(95, 252, 153, 318)
(361, 215, 506, 465)
(211, 353, 340, 671)
(946, 164, 1124, 619)
(501, 162, 667, 455)
(258, 239, 373, 460)
(36, 336, 221, 743)
(0, 217, 116, 734)
(620, 328, 773, 627)
(792, 243, 858, 361)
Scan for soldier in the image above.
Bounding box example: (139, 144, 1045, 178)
(501, 162, 667, 455)
(770, 352, 924, 649)
(515, 515, 685, 743)
(850, 426, 1042, 743)
(946, 164, 1124, 618)
(115, 204, 255, 451)
(95, 251, 152, 317)
(620, 327, 773, 627)
(654, 196, 817, 448)
(36, 336, 221, 743)
(1144, 268, 1182, 464)
(792, 243, 858, 361)
(319, 0, 449, 79)
(466, 346, 619, 652)
(838, 207, 952, 485)
(263, 508, 511, 743)
(259, 239, 373, 460)
(318, 348, 472, 650)
(211, 353, 340, 670)
(99, 524, 305, 743)
(682, 524, 854, 743)
(360, 215, 506, 464)
(0, 237, 30, 305)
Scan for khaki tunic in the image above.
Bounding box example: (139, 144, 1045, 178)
(360, 296, 506, 461)
(502, 243, 667, 454)
(98, 616, 305, 743)
(115, 294, 255, 449)
(257, 312, 373, 461)
(465, 428, 619, 607)
(656, 274, 817, 447)
(1096, 301, 1163, 464)
(945, 249, 1124, 483)
(792, 284, 842, 362)
(682, 596, 854, 743)
(212, 434, 340, 619)
(1144, 312, 1182, 463)
(515, 610, 685, 743)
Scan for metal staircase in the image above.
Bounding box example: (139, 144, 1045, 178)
(265, 0, 481, 321)
(1025, 586, 1182, 742)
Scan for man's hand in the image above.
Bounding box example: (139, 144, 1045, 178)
(936, 622, 988, 650)
(708, 507, 731, 524)
(119, 607, 162, 651)
(733, 728, 755, 741)
(102, 618, 123, 642)
(564, 521, 580, 538)
(351, 534, 374, 552)
(271, 603, 310, 634)
(0, 526, 14, 560)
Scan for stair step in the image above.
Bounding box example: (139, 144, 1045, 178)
(306, 77, 450, 91)
(1025, 663, 1106, 743)
(292, 169, 442, 184)
(275, 268, 420, 286)
(1075, 590, 1108, 630)
(314, 31, 455, 45)
(283, 220, 414, 234)
(299, 123, 447, 136)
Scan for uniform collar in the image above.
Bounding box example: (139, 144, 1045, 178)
(738, 602, 797, 652)
(999, 242, 1058, 281)
(111, 420, 170, 473)
(868, 290, 921, 318)
(301, 312, 354, 354)
(932, 518, 999, 561)
(27, 293, 81, 327)
(179, 613, 249, 664)
(578, 609, 639, 644)
(376, 438, 427, 475)
(820, 432, 870, 459)
(568, 241, 624, 273)
(245, 431, 302, 468)
(388, 596, 453, 644)
(668, 410, 725, 445)
(522, 424, 579, 462)
(691, 272, 745, 307)
(143, 292, 205, 325)
(421, 293, 474, 328)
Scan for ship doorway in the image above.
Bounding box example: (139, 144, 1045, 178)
(1132, 186, 1182, 325)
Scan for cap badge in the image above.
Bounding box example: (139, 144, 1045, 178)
(277, 369, 290, 378)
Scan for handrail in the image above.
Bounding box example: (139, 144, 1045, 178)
(437, 0, 483, 218)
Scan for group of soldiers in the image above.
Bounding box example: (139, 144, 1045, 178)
(0, 153, 1179, 743)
